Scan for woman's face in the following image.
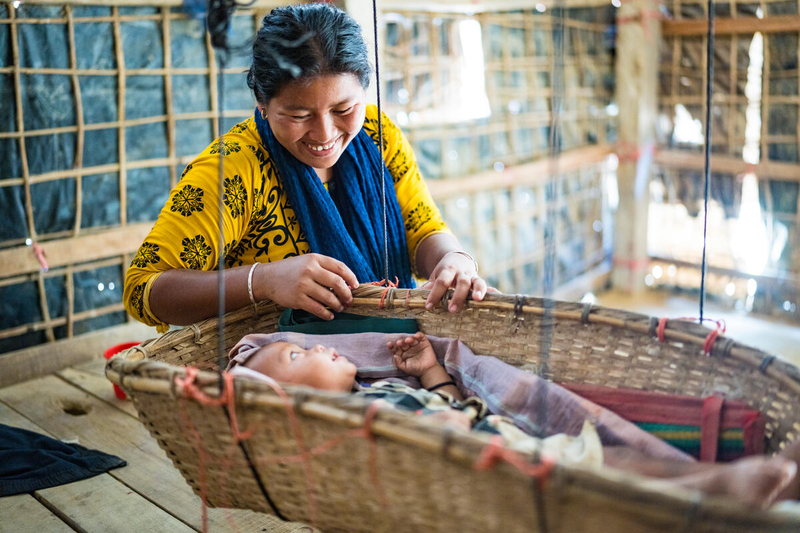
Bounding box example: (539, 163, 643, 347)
(261, 73, 367, 175)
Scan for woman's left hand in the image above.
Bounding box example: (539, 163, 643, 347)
(423, 252, 488, 313)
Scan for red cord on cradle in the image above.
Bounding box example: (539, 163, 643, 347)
(364, 277, 400, 309)
(656, 317, 726, 355)
(174, 368, 392, 532)
(173, 303, 562, 530)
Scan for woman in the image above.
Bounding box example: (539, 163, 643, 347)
(124, 3, 487, 333)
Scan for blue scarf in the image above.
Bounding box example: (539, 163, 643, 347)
(254, 109, 414, 287)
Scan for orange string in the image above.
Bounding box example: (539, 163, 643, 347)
(365, 277, 399, 309)
(655, 317, 726, 355)
(177, 393, 210, 532)
(172, 366, 404, 528)
(31, 242, 48, 271)
(657, 317, 668, 342)
(473, 435, 555, 487)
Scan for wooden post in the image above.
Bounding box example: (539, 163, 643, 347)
(611, 0, 661, 292)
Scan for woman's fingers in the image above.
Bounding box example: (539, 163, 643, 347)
(471, 276, 488, 301)
(314, 267, 355, 308)
(317, 255, 359, 291)
(298, 293, 336, 321)
(425, 269, 455, 310)
(449, 272, 473, 312)
(305, 281, 346, 314)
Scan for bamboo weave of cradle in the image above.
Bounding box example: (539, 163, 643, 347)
(106, 285, 800, 532)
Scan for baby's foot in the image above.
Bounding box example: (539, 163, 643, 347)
(674, 456, 797, 508)
(775, 439, 800, 501)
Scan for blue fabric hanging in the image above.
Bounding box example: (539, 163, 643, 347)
(254, 109, 414, 288)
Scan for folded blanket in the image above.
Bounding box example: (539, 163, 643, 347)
(229, 332, 692, 462)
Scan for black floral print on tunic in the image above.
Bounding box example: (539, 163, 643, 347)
(180, 164, 193, 180)
(405, 201, 435, 233)
(180, 235, 212, 270)
(131, 242, 161, 268)
(229, 121, 248, 134)
(224, 175, 248, 219)
(210, 140, 241, 156)
(171, 184, 204, 217)
(130, 282, 146, 318)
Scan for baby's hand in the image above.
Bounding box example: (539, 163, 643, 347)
(387, 332, 439, 378)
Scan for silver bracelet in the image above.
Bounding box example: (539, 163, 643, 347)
(442, 250, 479, 275)
(247, 262, 260, 308)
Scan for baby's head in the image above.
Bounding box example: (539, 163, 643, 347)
(245, 341, 357, 392)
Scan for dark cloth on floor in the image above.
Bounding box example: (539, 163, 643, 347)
(0, 424, 126, 496)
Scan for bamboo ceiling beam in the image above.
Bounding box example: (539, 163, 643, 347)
(663, 15, 800, 36)
(655, 149, 800, 181)
(0, 222, 153, 279)
(427, 144, 611, 199)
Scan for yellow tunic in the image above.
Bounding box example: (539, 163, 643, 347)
(124, 105, 449, 332)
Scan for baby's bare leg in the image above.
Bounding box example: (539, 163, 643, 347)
(775, 439, 800, 501)
(604, 446, 797, 508)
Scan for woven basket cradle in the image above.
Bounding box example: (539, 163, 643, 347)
(106, 285, 800, 533)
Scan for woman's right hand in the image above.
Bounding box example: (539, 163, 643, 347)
(253, 253, 359, 320)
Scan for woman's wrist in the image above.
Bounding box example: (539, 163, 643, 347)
(250, 261, 272, 303)
(440, 250, 478, 275)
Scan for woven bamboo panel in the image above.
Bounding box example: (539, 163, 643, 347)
(0, 1, 275, 353)
(653, 2, 800, 318)
(381, 6, 615, 294)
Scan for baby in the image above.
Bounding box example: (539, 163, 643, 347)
(232, 332, 603, 466)
(231, 332, 800, 509)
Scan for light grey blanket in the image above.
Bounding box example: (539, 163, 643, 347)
(229, 331, 692, 462)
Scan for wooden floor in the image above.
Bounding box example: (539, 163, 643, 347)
(0, 358, 313, 533)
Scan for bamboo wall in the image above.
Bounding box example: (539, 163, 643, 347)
(0, 0, 616, 355)
(653, 0, 800, 318)
(381, 5, 616, 293)
(0, 1, 275, 353)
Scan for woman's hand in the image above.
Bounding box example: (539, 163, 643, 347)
(423, 252, 489, 313)
(253, 253, 359, 320)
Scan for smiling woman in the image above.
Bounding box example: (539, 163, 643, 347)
(122, 3, 489, 334)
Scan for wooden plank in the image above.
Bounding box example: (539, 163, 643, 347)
(427, 144, 611, 199)
(57, 365, 140, 419)
(0, 321, 156, 389)
(71, 357, 107, 378)
(0, 494, 74, 533)
(655, 149, 800, 181)
(663, 15, 800, 36)
(36, 474, 195, 533)
(0, 222, 153, 278)
(0, 401, 142, 533)
(0, 376, 305, 533)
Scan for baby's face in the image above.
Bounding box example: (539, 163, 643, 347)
(247, 342, 357, 392)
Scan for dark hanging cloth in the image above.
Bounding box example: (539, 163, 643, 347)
(0, 424, 126, 497)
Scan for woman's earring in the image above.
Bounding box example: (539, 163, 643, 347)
(260, 108, 267, 120)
